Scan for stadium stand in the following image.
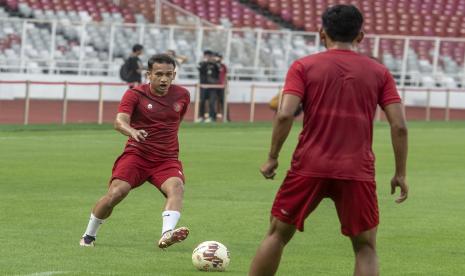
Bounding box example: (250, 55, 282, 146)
(247, 0, 465, 37)
(3, 0, 137, 23)
(0, 0, 464, 87)
(243, 0, 465, 84)
(121, 0, 279, 29)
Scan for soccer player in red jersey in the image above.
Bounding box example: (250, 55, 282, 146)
(79, 54, 191, 249)
(249, 5, 408, 276)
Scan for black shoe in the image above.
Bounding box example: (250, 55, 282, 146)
(79, 234, 96, 247)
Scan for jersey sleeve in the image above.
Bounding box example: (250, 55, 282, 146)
(379, 70, 401, 108)
(283, 61, 305, 99)
(118, 90, 139, 115)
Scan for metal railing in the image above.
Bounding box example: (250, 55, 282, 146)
(1, 16, 465, 86)
(1, 80, 464, 124)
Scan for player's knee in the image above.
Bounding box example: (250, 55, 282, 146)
(162, 178, 184, 198)
(107, 187, 129, 206)
(168, 180, 184, 196)
(351, 233, 376, 253)
(268, 217, 295, 245)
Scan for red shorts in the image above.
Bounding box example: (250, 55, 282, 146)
(110, 153, 185, 190)
(271, 171, 379, 237)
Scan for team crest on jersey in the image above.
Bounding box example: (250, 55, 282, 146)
(147, 103, 153, 110)
(173, 102, 182, 112)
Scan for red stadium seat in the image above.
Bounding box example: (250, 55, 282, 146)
(2, 0, 463, 67)
(248, 0, 465, 39)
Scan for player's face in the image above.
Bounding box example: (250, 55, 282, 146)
(148, 63, 176, 94)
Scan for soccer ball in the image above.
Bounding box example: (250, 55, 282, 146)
(192, 241, 230, 271)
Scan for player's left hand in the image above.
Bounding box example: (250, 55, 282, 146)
(130, 129, 148, 142)
(391, 175, 408, 203)
(260, 158, 278, 180)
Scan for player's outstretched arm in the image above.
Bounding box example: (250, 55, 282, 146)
(384, 103, 409, 203)
(114, 112, 147, 142)
(176, 55, 188, 64)
(260, 94, 301, 179)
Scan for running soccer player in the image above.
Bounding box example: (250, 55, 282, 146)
(249, 4, 408, 276)
(80, 54, 190, 249)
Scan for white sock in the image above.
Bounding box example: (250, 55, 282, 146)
(83, 213, 104, 238)
(161, 210, 181, 235)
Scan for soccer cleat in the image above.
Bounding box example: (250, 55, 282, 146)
(158, 227, 189, 249)
(79, 235, 96, 247)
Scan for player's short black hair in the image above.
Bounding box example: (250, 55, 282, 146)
(203, 50, 214, 56)
(147, 54, 176, 70)
(132, 44, 144, 53)
(322, 4, 363, 42)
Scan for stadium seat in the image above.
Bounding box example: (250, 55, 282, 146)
(0, 0, 463, 85)
(250, 0, 465, 39)
(120, 0, 279, 29)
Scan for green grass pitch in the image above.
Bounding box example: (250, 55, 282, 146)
(1, 122, 464, 275)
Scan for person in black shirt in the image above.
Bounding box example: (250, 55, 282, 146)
(197, 50, 220, 122)
(122, 44, 144, 86)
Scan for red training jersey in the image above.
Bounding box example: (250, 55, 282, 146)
(283, 49, 401, 181)
(219, 63, 228, 85)
(118, 83, 190, 162)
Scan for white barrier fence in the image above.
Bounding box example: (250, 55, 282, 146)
(1, 79, 464, 124)
(1, 16, 465, 87)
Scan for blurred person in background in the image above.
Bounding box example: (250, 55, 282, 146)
(120, 44, 144, 87)
(197, 50, 221, 122)
(269, 90, 303, 118)
(214, 52, 229, 121)
(166, 49, 188, 68)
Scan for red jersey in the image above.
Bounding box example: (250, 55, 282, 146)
(219, 63, 228, 85)
(118, 83, 190, 162)
(283, 49, 401, 181)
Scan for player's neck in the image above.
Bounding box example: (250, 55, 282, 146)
(326, 42, 358, 51)
(149, 85, 168, 96)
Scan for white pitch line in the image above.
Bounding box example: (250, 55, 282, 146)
(18, 271, 70, 276)
(17, 272, 124, 276)
(0, 135, 116, 141)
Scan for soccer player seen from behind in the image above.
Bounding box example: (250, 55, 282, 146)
(249, 5, 408, 276)
(80, 54, 190, 249)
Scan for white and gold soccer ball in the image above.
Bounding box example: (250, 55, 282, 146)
(192, 241, 230, 271)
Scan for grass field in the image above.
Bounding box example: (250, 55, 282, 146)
(1, 122, 465, 276)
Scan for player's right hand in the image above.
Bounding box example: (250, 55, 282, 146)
(260, 158, 278, 180)
(391, 175, 408, 203)
(130, 129, 148, 142)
